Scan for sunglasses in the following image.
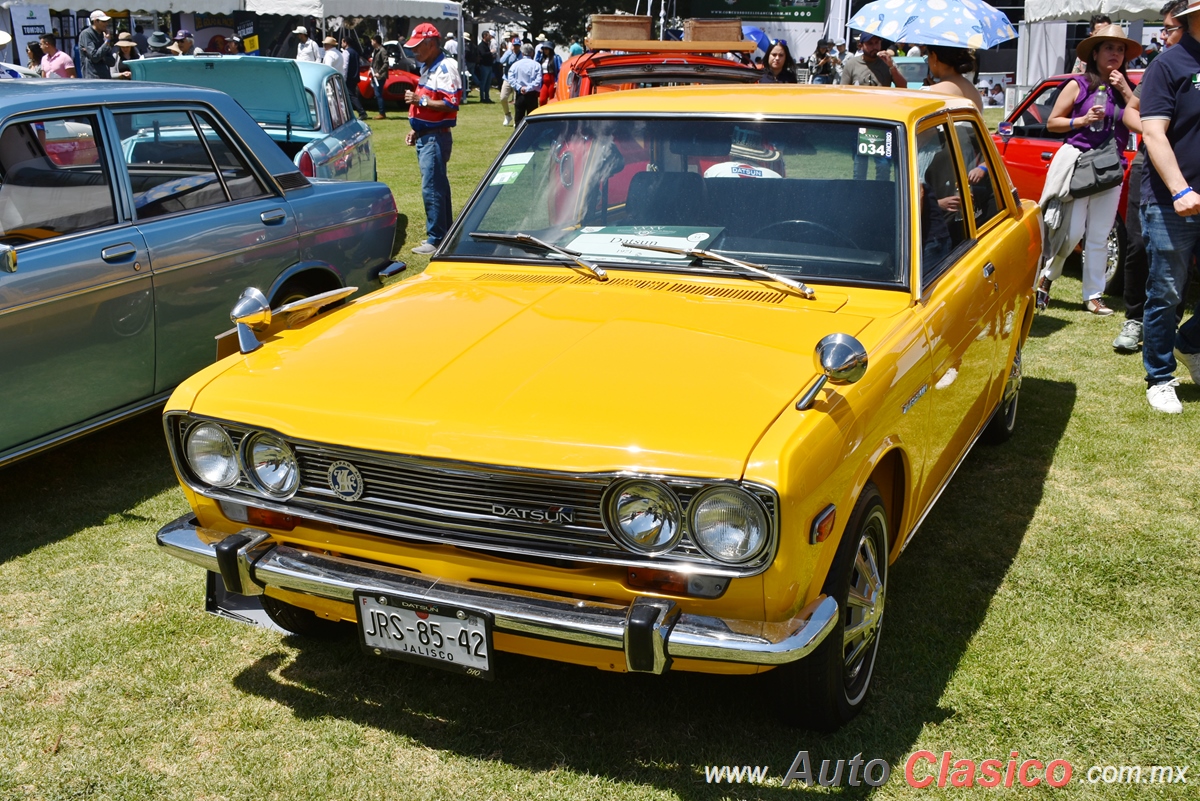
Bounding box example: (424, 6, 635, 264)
(769, 38, 789, 48)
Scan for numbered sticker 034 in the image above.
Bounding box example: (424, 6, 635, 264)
(857, 128, 893, 158)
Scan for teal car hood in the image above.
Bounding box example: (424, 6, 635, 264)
(129, 56, 316, 129)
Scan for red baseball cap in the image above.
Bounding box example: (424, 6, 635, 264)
(405, 23, 441, 48)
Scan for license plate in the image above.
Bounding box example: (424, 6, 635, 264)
(354, 590, 494, 680)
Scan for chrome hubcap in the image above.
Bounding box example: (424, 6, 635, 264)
(843, 514, 886, 689)
(1104, 226, 1120, 284)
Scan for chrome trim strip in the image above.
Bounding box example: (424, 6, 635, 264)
(296, 211, 398, 242)
(156, 515, 838, 671)
(0, 392, 171, 468)
(0, 272, 151, 320)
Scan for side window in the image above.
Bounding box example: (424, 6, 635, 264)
(917, 123, 969, 289)
(1014, 81, 1067, 138)
(325, 79, 346, 129)
(193, 113, 269, 201)
(954, 120, 1005, 231)
(116, 110, 229, 220)
(335, 77, 353, 126)
(0, 114, 117, 246)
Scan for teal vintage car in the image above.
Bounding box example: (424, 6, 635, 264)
(129, 55, 375, 182)
(0, 80, 401, 467)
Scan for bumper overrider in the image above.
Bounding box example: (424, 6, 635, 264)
(156, 514, 838, 675)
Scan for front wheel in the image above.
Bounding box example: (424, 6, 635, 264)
(775, 483, 888, 730)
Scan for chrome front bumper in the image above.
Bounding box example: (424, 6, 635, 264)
(156, 514, 838, 675)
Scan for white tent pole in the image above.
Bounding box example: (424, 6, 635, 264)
(659, 0, 666, 40)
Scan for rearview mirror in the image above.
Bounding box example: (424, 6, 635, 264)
(0, 243, 15, 273)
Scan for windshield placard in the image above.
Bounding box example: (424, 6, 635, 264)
(565, 226, 725, 261)
(490, 152, 535, 186)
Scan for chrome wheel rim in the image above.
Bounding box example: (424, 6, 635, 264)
(842, 510, 886, 702)
(1104, 225, 1121, 286)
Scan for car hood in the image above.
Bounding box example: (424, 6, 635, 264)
(129, 56, 315, 128)
(187, 269, 880, 479)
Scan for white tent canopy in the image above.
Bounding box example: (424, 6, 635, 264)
(1026, 0, 1165, 22)
(246, 0, 459, 18)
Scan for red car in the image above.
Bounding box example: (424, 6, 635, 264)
(554, 44, 759, 104)
(993, 71, 1142, 292)
(358, 42, 420, 110)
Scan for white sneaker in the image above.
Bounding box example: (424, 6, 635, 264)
(1147, 379, 1183, 414)
(1175, 349, 1200, 384)
(410, 242, 437, 255)
(502, 114, 512, 126)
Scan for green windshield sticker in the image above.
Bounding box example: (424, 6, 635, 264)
(857, 128, 893, 158)
(490, 152, 535, 186)
(565, 226, 725, 261)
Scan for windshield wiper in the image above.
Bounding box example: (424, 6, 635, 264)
(620, 242, 815, 299)
(470, 232, 608, 282)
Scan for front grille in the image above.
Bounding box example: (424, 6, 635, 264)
(167, 414, 777, 575)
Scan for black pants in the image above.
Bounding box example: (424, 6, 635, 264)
(1123, 153, 1148, 320)
(514, 91, 539, 125)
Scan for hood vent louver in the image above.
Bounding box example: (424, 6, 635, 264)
(473, 272, 787, 304)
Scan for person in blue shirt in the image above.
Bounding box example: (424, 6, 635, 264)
(498, 39, 520, 126)
(1138, 0, 1200, 412)
(508, 44, 542, 125)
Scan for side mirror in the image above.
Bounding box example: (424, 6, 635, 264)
(997, 121, 1014, 138)
(796, 333, 868, 410)
(230, 287, 271, 354)
(0, 243, 15, 273)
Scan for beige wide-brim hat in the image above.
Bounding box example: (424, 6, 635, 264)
(1175, 0, 1200, 15)
(1076, 23, 1142, 62)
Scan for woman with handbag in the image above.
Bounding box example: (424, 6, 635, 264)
(1040, 24, 1142, 315)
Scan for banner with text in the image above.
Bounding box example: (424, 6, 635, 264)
(690, 0, 827, 24)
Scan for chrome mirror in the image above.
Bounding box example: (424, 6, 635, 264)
(274, 286, 357, 328)
(230, 287, 271, 354)
(0, 243, 15, 273)
(796, 333, 868, 410)
(997, 121, 1014, 138)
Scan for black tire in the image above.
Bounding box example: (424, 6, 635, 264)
(775, 483, 888, 731)
(1102, 217, 1126, 296)
(271, 275, 336, 308)
(261, 594, 346, 639)
(981, 344, 1022, 446)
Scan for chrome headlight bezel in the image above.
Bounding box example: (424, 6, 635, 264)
(602, 479, 684, 555)
(183, 421, 240, 488)
(241, 432, 300, 499)
(687, 485, 771, 565)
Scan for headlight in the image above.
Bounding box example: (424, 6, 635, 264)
(243, 433, 299, 497)
(605, 480, 682, 554)
(689, 486, 769, 564)
(184, 423, 239, 487)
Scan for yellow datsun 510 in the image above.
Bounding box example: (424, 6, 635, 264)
(157, 86, 1041, 730)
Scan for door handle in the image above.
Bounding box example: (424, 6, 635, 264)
(1041, 152, 1053, 161)
(101, 243, 136, 262)
(260, 209, 286, 225)
(983, 263, 996, 278)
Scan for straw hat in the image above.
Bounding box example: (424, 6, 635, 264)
(1175, 0, 1200, 15)
(1076, 23, 1142, 62)
(322, 36, 337, 46)
(115, 32, 138, 48)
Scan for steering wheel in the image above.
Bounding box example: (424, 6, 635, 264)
(751, 219, 862, 251)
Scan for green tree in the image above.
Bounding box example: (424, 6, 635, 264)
(466, 1, 693, 43)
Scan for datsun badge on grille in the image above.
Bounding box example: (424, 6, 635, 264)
(328, 460, 364, 501)
(491, 504, 575, 525)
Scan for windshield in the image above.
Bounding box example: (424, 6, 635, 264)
(445, 116, 907, 287)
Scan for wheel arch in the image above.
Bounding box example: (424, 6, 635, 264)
(267, 262, 345, 306)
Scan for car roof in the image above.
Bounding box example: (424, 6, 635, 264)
(0, 77, 245, 115)
(531, 84, 977, 124)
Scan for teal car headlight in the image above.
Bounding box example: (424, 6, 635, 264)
(184, 422, 239, 487)
(689, 486, 769, 564)
(605, 480, 683, 554)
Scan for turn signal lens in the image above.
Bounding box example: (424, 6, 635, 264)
(627, 568, 688, 595)
(811, 504, 837, 544)
(298, 150, 315, 177)
(185, 423, 239, 487)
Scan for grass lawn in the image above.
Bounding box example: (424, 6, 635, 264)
(2, 97, 1199, 801)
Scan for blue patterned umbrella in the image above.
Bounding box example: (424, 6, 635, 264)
(848, 0, 1017, 50)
